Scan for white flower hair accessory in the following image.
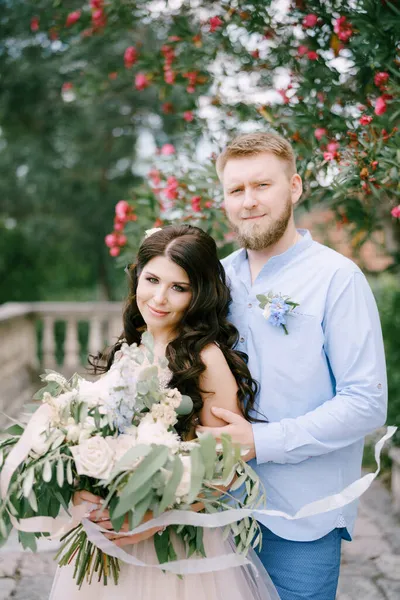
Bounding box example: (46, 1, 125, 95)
(145, 227, 162, 239)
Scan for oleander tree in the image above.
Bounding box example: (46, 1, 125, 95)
(7, 0, 400, 277)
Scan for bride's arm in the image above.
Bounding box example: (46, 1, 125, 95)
(198, 343, 243, 427)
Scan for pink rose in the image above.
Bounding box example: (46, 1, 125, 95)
(391, 205, 400, 218)
(374, 72, 389, 87)
(66, 10, 81, 27)
(209, 16, 223, 32)
(314, 128, 327, 141)
(359, 115, 373, 125)
(124, 46, 138, 69)
(135, 73, 150, 91)
(183, 111, 194, 122)
(303, 14, 318, 28)
(375, 96, 387, 116)
(161, 143, 176, 155)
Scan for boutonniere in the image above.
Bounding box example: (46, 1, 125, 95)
(256, 292, 300, 335)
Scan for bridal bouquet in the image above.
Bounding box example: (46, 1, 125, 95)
(0, 333, 264, 588)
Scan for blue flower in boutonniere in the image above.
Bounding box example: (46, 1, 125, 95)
(256, 292, 300, 335)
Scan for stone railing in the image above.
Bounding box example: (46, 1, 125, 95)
(0, 302, 123, 425)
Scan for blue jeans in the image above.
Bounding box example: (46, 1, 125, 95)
(256, 525, 347, 600)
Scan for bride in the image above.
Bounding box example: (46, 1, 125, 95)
(49, 224, 279, 599)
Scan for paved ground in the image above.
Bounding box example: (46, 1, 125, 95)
(0, 478, 399, 599)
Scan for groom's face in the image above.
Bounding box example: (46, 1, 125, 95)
(222, 152, 301, 251)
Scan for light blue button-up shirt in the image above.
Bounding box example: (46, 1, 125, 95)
(222, 229, 387, 541)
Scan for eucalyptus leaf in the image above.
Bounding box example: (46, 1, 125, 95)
(159, 455, 183, 513)
(186, 446, 205, 505)
(175, 395, 193, 416)
(66, 460, 73, 484)
(199, 434, 217, 480)
(42, 460, 52, 483)
(119, 446, 169, 499)
(129, 490, 154, 529)
(153, 528, 170, 565)
(28, 490, 38, 512)
(109, 444, 151, 479)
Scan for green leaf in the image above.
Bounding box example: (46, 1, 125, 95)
(109, 496, 126, 533)
(18, 531, 37, 552)
(42, 460, 52, 483)
(175, 395, 193, 416)
(153, 528, 170, 565)
(114, 481, 155, 521)
(128, 490, 154, 529)
(229, 472, 247, 492)
(4, 424, 24, 436)
(109, 444, 151, 479)
(199, 434, 216, 480)
(186, 446, 205, 505)
(221, 434, 235, 482)
(119, 446, 169, 500)
(28, 490, 38, 512)
(23, 468, 35, 498)
(159, 455, 184, 513)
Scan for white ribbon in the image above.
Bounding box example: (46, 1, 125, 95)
(1, 422, 397, 575)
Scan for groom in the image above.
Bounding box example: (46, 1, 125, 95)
(197, 132, 387, 600)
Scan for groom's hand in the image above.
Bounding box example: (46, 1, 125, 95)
(196, 407, 256, 461)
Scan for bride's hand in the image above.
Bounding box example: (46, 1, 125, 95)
(90, 508, 163, 548)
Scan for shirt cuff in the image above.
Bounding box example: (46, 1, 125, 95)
(252, 421, 286, 465)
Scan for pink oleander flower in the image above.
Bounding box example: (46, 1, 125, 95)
(90, 0, 103, 8)
(135, 73, 150, 91)
(114, 221, 124, 231)
(298, 45, 309, 56)
(148, 169, 161, 185)
(334, 16, 353, 42)
(62, 82, 73, 92)
(191, 196, 201, 212)
(164, 70, 175, 84)
(303, 14, 318, 28)
(105, 233, 117, 248)
(31, 17, 40, 32)
(160, 143, 176, 155)
(359, 115, 373, 125)
(92, 8, 106, 29)
(183, 111, 194, 122)
(391, 206, 400, 218)
(374, 72, 389, 87)
(66, 10, 81, 27)
(307, 51, 318, 60)
(124, 46, 138, 69)
(314, 128, 327, 141)
(110, 246, 120, 257)
(115, 200, 130, 219)
(375, 96, 387, 116)
(323, 151, 336, 161)
(209, 16, 223, 32)
(117, 234, 127, 246)
(327, 141, 340, 153)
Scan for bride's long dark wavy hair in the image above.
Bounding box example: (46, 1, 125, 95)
(92, 224, 263, 436)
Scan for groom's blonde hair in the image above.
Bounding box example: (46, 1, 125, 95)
(216, 132, 296, 180)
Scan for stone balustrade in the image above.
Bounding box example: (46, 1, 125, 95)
(0, 301, 123, 425)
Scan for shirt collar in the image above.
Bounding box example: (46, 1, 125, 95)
(232, 229, 313, 273)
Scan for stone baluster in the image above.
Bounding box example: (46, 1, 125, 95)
(88, 316, 103, 357)
(64, 317, 80, 370)
(108, 315, 123, 346)
(42, 315, 56, 369)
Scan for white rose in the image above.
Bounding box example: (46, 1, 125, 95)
(70, 436, 115, 479)
(151, 403, 177, 426)
(263, 303, 271, 320)
(65, 416, 96, 444)
(136, 419, 180, 453)
(113, 433, 137, 462)
(175, 455, 192, 498)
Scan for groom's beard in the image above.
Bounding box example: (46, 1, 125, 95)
(228, 194, 293, 251)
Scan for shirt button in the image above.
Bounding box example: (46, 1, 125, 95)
(239, 337, 245, 343)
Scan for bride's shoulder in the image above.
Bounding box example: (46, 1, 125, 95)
(200, 343, 227, 370)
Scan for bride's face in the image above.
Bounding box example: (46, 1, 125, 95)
(136, 255, 192, 333)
